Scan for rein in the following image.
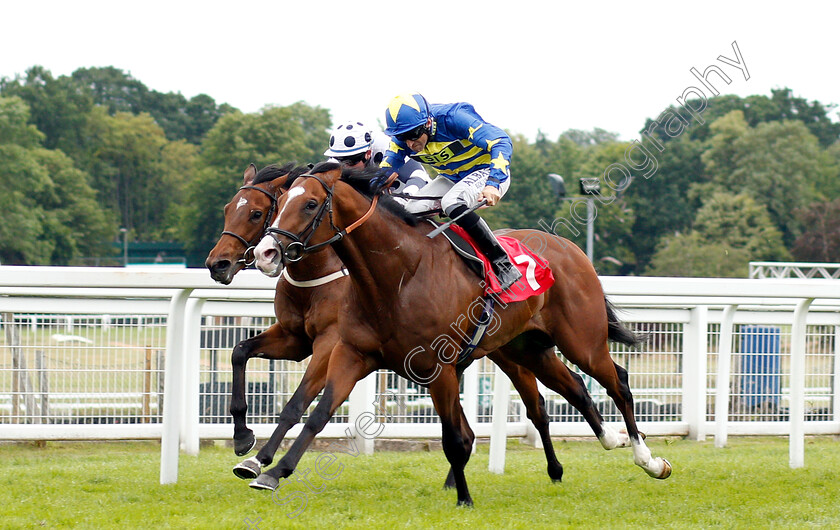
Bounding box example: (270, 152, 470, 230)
(265, 172, 392, 263)
(220, 184, 279, 266)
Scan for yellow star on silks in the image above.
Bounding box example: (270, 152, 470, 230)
(485, 138, 500, 151)
(468, 123, 483, 139)
(490, 153, 510, 172)
(388, 93, 421, 122)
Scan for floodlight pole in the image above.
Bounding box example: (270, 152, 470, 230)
(120, 228, 128, 267)
(585, 196, 594, 263)
(546, 173, 597, 263)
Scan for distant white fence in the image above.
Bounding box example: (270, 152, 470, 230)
(1, 267, 839, 484)
(750, 261, 840, 279)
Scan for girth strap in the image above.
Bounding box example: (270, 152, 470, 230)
(456, 296, 496, 366)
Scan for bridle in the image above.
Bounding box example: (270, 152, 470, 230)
(220, 184, 280, 266)
(264, 173, 384, 263)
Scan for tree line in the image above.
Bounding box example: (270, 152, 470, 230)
(1, 65, 838, 276)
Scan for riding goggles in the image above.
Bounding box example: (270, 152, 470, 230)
(396, 125, 428, 143)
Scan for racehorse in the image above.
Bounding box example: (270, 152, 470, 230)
(206, 162, 348, 467)
(252, 162, 671, 506)
(206, 163, 636, 486)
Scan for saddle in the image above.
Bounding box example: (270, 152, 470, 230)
(427, 220, 555, 304)
(426, 220, 486, 279)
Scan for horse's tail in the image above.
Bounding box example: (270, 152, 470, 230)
(605, 296, 646, 348)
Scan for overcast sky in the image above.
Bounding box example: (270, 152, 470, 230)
(3, 1, 838, 142)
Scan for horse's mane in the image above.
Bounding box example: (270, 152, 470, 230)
(252, 163, 311, 188)
(308, 161, 421, 227)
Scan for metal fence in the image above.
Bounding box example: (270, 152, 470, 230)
(1, 267, 839, 482)
(3, 300, 837, 432)
(1, 312, 166, 425)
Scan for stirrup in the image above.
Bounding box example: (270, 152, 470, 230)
(492, 257, 522, 290)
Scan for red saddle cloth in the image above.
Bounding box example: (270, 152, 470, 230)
(449, 226, 555, 303)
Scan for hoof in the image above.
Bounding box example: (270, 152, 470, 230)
(656, 458, 672, 480)
(457, 498, 474, 507)
(249, 473, 279, 491)
(233, 457, 262, 480)
(233, 431, 256, 457)
(547, 463, 563, 483)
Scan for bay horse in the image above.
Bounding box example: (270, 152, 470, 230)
(252, 162, 671, 506)
(206, 162, 348, 467)
(206, 163, 635, 486)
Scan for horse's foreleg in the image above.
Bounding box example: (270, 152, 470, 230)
(488, 351, 563, 482)
(230, 324, 305, 457)
(250, 342, 377, 491)
(443, 406, 475, 490)
(233, 337, 330, 480)
(429, 368, 475, 506)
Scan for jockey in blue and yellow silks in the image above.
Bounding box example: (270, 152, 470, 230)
(379, 92, 521, 290)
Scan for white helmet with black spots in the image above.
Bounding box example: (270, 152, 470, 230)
(370, 130, 394, 167)
(324, 121, 373, 157)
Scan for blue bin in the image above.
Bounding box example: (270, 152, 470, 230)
(739, 325, 781, 408)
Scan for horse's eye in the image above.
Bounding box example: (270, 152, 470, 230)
(305, 200, 318, 211)
(250, 210, 263, 222)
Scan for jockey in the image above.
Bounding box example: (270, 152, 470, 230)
(324, 121, 429, 195)
(379, 92, 522, 290)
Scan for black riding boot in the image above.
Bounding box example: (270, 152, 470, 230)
(447, 205, 522, 290)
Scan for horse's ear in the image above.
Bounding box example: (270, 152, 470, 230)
(243, 163, 257, 185)
(270, 171, 290, 191)
(321, 167, 343, 187)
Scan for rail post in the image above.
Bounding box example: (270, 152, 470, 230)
(160, 288, 194, 484)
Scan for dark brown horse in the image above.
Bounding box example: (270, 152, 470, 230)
(207, 163, 634, 485)
(206, 162, 348, 475)
(253, 162, 671, 506)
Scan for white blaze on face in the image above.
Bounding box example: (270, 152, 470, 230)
(276, 187, 305, 222)
(236, 197, 248, 210)
(254, 185, 307, 276)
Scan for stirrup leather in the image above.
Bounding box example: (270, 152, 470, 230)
(491, 255, 522, 290)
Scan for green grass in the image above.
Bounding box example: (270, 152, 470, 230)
(1, 436, 839, 529)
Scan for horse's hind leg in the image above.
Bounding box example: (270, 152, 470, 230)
(501, 340, 630, 451)
(560, 340, 671, 479)
(612, 361, 671, 478)
(556, 367, 632, 451)
(488, 351, 563, 482)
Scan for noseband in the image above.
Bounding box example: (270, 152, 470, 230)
(220, 184, 279, 266)
(265, 173, 382, 263)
